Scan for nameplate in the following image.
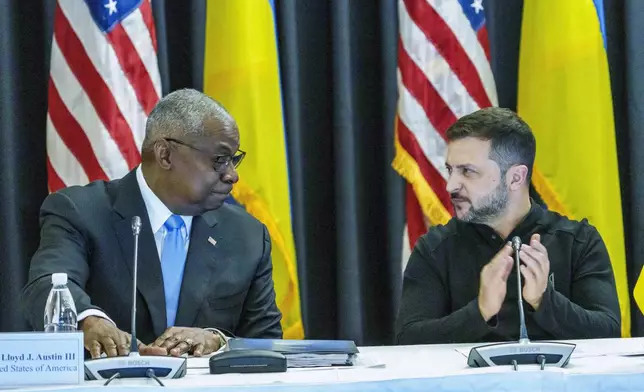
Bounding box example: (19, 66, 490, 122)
(0, 332, 84, 388)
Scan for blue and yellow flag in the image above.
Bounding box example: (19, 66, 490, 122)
(203, 0, 304, 339)
(518, 0, 630, 336)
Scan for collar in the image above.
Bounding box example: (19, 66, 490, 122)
(462, 199, 547, 244)
(511, 199, 546, 236)
(136, 165, 193, 235)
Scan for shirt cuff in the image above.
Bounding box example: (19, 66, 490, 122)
(77, 309, 116, 327)
(203, 328, 230, 348)
(527, 284, 558, 328)
(466, 298, 496, 334)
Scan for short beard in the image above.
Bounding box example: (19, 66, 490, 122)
(459, 182, 509, 224)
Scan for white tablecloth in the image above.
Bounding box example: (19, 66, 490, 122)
(11, 337, 644, 391)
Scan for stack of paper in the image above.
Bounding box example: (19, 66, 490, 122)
(284, 353, 355, 368)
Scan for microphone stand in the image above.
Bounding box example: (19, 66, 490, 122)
(467, 236, 575, 370)
(514, 237, 528, 345)
(84, 216, 188, 384)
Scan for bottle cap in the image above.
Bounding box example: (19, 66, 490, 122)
(52, 273, 68, 286)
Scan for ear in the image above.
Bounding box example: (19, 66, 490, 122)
(154, 140, 172, 170)
(506, 165, 529, 191)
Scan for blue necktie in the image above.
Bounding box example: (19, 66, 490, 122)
(160, 215, 187, 328)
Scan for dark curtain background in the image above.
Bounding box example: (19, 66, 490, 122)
(1, 0, 644, 342)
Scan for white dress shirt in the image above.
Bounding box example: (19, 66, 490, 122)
(136, 165, 193, 255)
(77, 166, 193, 325)
(77, 167, 228, 349)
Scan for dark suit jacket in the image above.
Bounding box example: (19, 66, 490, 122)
(22, 170, 283, 343)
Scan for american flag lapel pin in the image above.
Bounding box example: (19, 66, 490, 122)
(208, 236, 217, 247)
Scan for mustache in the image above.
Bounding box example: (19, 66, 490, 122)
(450, 193, 469, 202)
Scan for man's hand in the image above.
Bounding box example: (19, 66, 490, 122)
(519, 233, 550, 310)
(151, 327, 223, 357)
(478, 243, 514, 322)
(81, 316, 167, 358)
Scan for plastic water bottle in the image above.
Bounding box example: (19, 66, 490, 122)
(44, 273, 78, 332)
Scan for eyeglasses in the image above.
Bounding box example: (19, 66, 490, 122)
(164, 138, 246, 172)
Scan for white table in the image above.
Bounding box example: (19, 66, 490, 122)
(12, 338, 644, 391)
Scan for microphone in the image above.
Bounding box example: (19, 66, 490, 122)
(512, 236, 529, 343)
(130, 216, 141, 354)
(467, 236, 575, 370)
(84, 216, 187, 384)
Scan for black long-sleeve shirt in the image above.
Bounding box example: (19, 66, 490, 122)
(396, 203, 621, 344)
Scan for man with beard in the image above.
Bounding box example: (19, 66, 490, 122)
(395, 107, 620, 344)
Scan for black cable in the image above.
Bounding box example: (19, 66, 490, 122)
(103, 372, 120, 386)
(146, 368, 165, 387)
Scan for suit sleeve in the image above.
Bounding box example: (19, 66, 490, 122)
(530, 224, 621, 339)
(235, 225, 283, 339)
(395, 237, 493, 344)
(21, 192, 105, 331)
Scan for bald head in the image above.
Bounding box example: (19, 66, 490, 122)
(141, 88, 236, 159)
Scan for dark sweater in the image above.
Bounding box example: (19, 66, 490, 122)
(396, 203, 621, 344)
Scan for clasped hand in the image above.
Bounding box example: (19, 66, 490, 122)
(152, 326, 223, 357)
(82, 316, 223, 359)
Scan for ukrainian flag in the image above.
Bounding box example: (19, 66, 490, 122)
(203, 0, 304, 339)
(518, 0, 630, 336)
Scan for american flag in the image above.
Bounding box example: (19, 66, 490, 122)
(47, 0, 161, 191)
(393, 0, 498, 265)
